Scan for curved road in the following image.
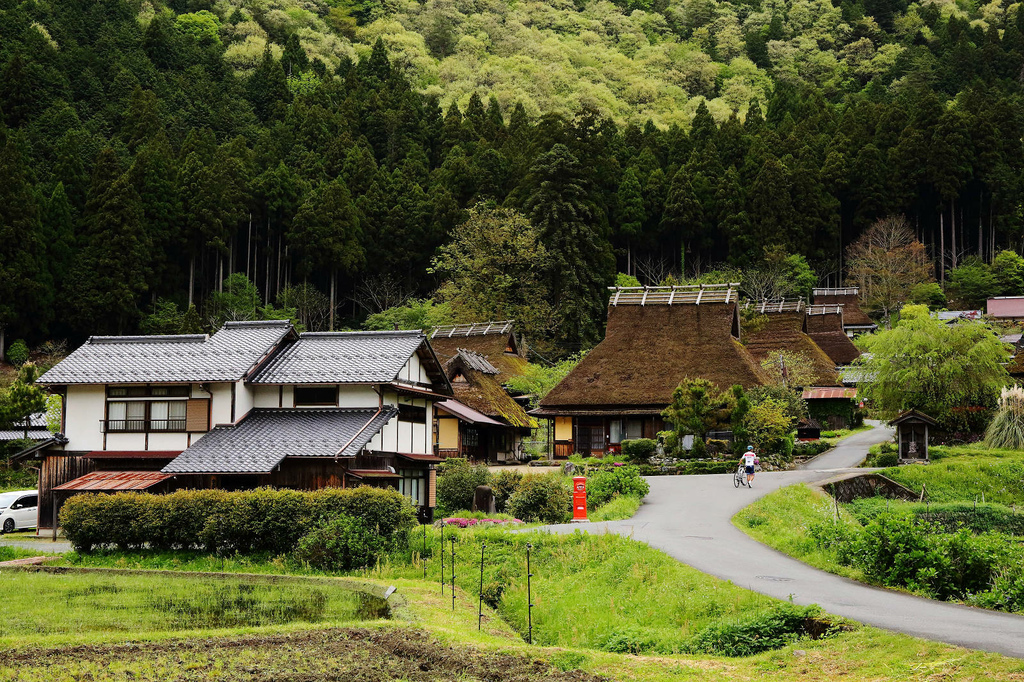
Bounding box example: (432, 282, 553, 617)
(541, 423, 1024, 658)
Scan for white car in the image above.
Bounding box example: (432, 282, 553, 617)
(0, 491, 38, 533)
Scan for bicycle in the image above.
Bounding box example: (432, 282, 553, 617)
(733, 464, 747, 488)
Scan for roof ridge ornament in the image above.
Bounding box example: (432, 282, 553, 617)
(606, 283, 740, 306)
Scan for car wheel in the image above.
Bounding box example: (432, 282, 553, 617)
(1, 519, 13, 534)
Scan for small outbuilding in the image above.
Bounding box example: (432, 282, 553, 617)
(802, 387, 858, 430)
(890, 409, 938, 463)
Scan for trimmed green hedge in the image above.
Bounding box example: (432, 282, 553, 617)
(60, 486, 416, 554)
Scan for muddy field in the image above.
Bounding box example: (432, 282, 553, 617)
(0, 627, 610, 682)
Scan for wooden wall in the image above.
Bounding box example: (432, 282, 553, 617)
(38, 453, 95, 529)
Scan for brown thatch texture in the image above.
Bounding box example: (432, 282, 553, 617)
(1007, 345, 1024, 377)
(743, 312, 840, 386)
(811, 293, 875, 327)
(805, 313, 862, 365)
(429, 332, 529, 377)
(540, 303, 769, 409)
(450, 366, 535, 428)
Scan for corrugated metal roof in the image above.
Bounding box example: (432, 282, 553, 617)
(38, 321, 294, 385)
(802, 387, 857, 400)
(250, 331, 426, 384)
(436, 399, 504, 426)
(54, 470, 173, 492)
(162, 407, 398, 474)
(455, 349, 500, 374)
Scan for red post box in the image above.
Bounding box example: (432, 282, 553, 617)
(572, 476, 587, 522)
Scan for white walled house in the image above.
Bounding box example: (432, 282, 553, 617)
(34, 322, 452, 530)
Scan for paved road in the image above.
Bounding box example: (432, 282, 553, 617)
(540, 424, 1024, 658)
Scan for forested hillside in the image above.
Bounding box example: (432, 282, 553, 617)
(0, 0, 1022, 353)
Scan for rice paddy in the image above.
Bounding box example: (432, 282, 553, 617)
(0, 569, 385, 644)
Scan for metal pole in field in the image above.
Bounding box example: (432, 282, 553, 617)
(440, 523, 444, 595)
(478, 543, 486, 631)
(450, 536, 456, 612)
(526, 543, 533, 645)
(423, 522, 428, 580)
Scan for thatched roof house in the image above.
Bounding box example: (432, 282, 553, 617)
(805, 305, 862, 366)
(447, 350, 534, 429)
(741, 301, 839, 386)
(534, 284, 769, 457)
(811, 288, 877, 334)
(434, 348, 535, 463)
(430, 321, 528, 378)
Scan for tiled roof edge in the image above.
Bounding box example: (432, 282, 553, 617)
(89, 335, 208, 344)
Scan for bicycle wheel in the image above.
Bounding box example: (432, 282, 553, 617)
(733, 469, 741, 488)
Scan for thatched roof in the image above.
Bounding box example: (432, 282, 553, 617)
(811, 288, 876, 328)
(446, 351, 535, 429)
(429, 322, 529, 378)
(743, 311, 840, 387)
(538, 301, 768, 413)
(804, 307, 861, 365)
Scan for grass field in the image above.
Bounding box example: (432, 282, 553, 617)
(1, 568, 1023, 681)
(733, 484, 864, 580)
(58, 530, 782, 654)
(879, 445, 1024, 505)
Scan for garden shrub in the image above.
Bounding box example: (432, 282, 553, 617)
(621, 438, 657, 463)
(506, 474, 571, 523)
(6, 340, 29, 366)
(294, 514, 390, 571)
(490, 469, 523, 513)
(686, 604, 831, 657)
(435, 458, 491, 515)
(586, 466, 650, 508)
(792, 440, 830, 458)
(60, 486, 416, 554)
(874, 452, 899, 468)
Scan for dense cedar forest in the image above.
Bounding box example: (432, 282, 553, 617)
(0, 0, 1022, 353)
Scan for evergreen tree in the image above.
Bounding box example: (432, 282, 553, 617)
(616, 167, 645, 274)
(523, 144, 614, 349)
(290, 179, 364, 330)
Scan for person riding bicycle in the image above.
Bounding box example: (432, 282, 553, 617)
(742, 446, 759, 487)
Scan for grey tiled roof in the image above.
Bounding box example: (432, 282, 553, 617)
(250, 331, 427, 384)
(0, 412, 51, 442)
(163, 407, 398, 474)
(38, 321, 294, 384)
(456, 349, 499, 374)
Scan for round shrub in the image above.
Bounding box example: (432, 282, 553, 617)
(294, 514, 390, 571)
(586, 466, 650, 508)
(490, 469, 523, 513)
(5, 340, 29, 366)
(506, 474, 571, 524)
(435, 458, 491, 515)
(875, 452, 899, 468)
(621, 438, 657, 463)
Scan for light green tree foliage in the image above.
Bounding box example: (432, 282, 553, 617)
(504, 352, 586, 407)
(431, 204, 553, 341)
(175, 11, 222, 47)
(363, 299, 455, 331)
(205, 273, 298, 328)
(140, 300, 205, 335)
(991, 250, 1024, 296)
(615, 273, 641, 287)
(856, 304, 1009, 428)
(949, 257, 997, 307)
(44, 394, 62, 434)
(743, 397, 794, 461)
